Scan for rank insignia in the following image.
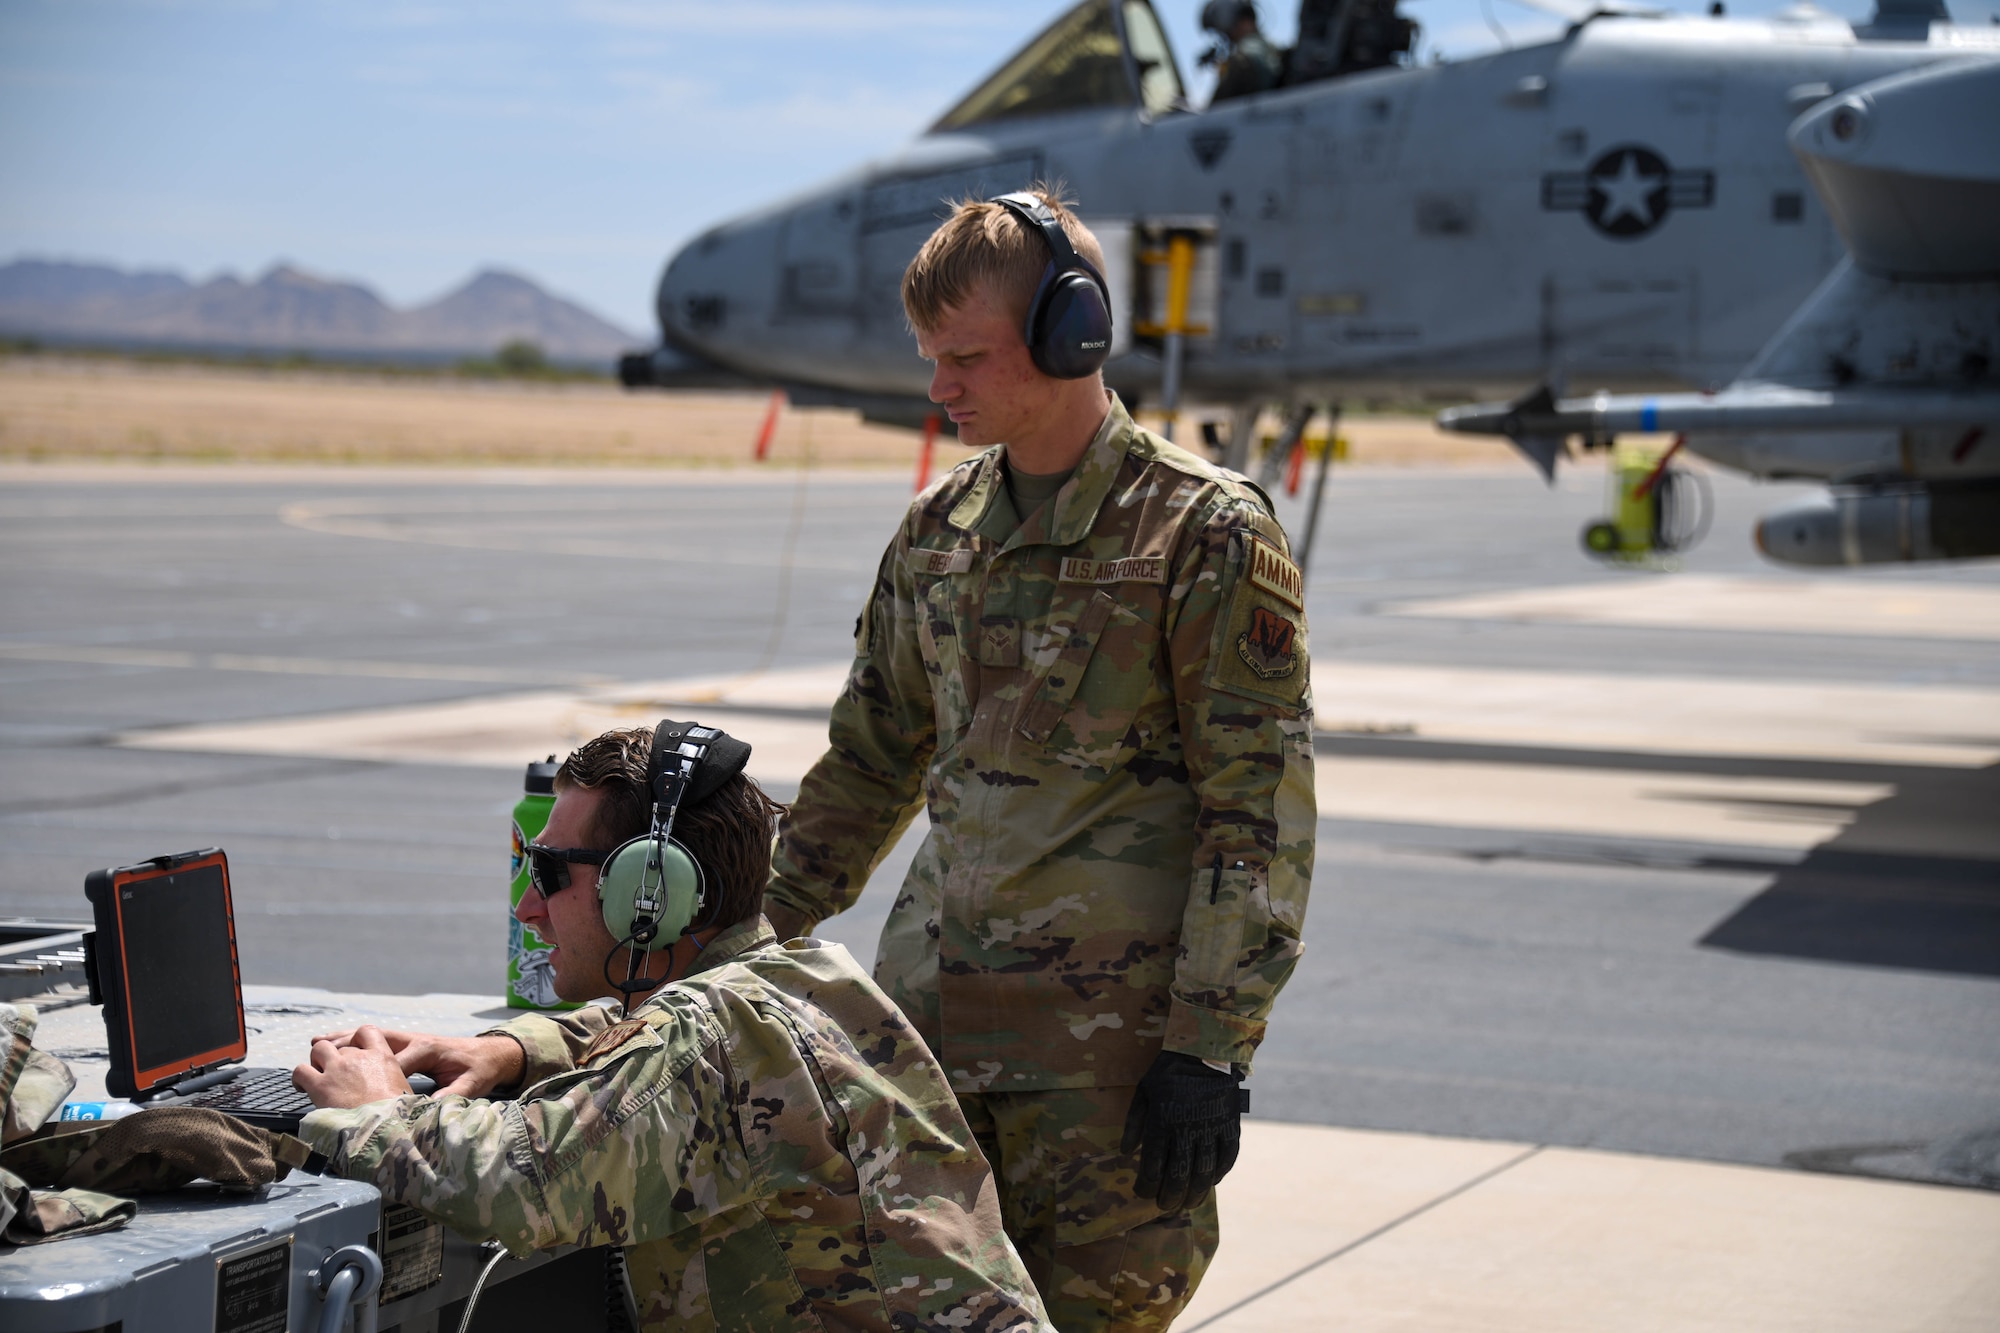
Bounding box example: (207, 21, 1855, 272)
(1236, 606, 1299, 680)
(979, 616, 1020, 668)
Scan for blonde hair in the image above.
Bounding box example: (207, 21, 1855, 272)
(901, 183, 1106, 334)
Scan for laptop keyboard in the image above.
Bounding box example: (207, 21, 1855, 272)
(182, 1067, 316, 1115)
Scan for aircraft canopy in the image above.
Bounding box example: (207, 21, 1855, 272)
(932, 0, 1184, 132)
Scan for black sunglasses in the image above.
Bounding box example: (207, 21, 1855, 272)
(525, 844, 611, 898)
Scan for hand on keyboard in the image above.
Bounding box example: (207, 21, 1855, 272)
(309, 1025, 524, 1098)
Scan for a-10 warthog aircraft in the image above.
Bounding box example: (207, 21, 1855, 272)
(1441, 53, 2000, 566)
(622, 0, 2000, 566)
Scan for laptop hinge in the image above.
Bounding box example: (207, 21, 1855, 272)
(142, 1058, 241, 1101)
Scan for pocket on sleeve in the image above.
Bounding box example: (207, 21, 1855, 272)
(1178, 864, 1264, 989)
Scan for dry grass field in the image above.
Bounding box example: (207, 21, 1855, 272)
(0, 355, 1509, 470)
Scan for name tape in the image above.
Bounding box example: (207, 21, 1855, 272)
(1059, 555, 1167, 585)
(908, 548, 974, 577)
(1246, 536, 1304, 609)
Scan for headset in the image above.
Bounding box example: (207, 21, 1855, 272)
(989, 191, 1115, 381)
(595, 718, 751, 1001)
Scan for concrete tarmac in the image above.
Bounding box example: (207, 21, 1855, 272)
(25, 980, 1997, 1333)
(3, 458, 1997, 1209)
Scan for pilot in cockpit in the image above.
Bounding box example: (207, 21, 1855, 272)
(1201, 0, 1283, 102)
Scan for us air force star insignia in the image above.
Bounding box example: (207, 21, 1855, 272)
(1237, 606, 1299, 680)
(1591, 148, 1667, 232)
(1540, 144, 1715, 240)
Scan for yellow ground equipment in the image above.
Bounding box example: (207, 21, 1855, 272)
(1581, 436, 1712, 564)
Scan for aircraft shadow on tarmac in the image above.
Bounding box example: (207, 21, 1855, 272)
(1698, 761, 2000, 981)
(1319, 736, 2000, 979)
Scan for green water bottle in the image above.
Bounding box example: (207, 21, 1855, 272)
(508, 756, 575, 1009)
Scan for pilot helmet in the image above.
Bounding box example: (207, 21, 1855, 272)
(1201, 0, 1259, 35)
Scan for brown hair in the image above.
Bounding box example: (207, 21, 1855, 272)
(554, 726, 785, 933)
(901, 182, 1106, 334)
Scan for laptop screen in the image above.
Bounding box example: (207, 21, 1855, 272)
(116, 858, 244, 1077)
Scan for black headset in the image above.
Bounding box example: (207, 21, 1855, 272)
(989, 191, 1114, 380)
(595, 719, 750, 1000)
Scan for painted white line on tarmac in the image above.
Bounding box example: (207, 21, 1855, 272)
(0, 642, 614, 687)
(1316, 757, 1890, 852)
(94, 654, 2000, 770)
(1314, 662, 2000, 768)
(117, 692, 835, 789)
(110, 657, 2000, 852)
(1388, 574, 2000, 642)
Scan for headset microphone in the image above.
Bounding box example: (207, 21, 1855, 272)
(989, 191, 1114, 381)
(594, 719, 751, 1007)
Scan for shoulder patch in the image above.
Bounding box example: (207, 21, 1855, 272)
(1207, 531, 1311, 711)
(1245, 535, 1304, 610)
(577, 1018, 650, 1065)
(907, 547, 974, 577)
(1237, 606, 1300, 680)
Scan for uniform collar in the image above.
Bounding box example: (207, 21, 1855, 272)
(948, 394, 1135, 550)
(679, 914, 777, 980)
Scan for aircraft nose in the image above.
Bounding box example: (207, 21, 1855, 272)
(657, 215, 783, 367)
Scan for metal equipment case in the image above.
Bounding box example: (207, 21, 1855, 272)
(0, 1173, 382, 1333)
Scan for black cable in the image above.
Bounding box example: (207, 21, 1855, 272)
(602, 927, 661, 1019)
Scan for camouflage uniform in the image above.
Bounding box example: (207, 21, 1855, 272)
(0, 1003, 138, 1244)
(301, 920, 1050, 1333)
(768, 396, 1316, 1328)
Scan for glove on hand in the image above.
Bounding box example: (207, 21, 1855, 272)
(1120, 1051, 1246, 1214)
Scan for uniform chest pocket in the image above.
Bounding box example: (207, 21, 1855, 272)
(1017, 590, 1159, 769)
(916, 577, 975, 746)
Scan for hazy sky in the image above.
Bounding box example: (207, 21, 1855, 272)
(3, 0, 1980, 335)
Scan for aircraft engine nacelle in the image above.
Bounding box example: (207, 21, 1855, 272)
(1754, 485, 2000, 567)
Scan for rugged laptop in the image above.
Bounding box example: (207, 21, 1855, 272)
(83, 848, 322, 1133)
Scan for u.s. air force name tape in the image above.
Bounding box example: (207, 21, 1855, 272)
(1246, 536, 1303, 609)
(909, 548, 975, 576)
(1059, 555, 1166, 584)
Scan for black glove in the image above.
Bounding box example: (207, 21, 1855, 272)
(1120, 1051, 1247, 1214)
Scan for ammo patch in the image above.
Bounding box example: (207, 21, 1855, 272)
(1058, 554, 1166, 585)
(1246, 536, 1303, 610)
(577, 1019, 649, 1065)
(908, 548, 974, 577)
(1236, 606, 1299, 680)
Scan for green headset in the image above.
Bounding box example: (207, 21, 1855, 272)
(596, 719, 751, 992)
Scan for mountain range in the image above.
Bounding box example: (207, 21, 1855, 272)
(0, 259, 643, 364)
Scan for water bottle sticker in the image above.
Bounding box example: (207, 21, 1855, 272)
(509, 820, 527, 879)
(511, 947, 561, 1008)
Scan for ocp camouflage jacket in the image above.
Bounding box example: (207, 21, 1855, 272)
(301, 921, 1048, 1333)
(768, 396, 1316, 1092)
